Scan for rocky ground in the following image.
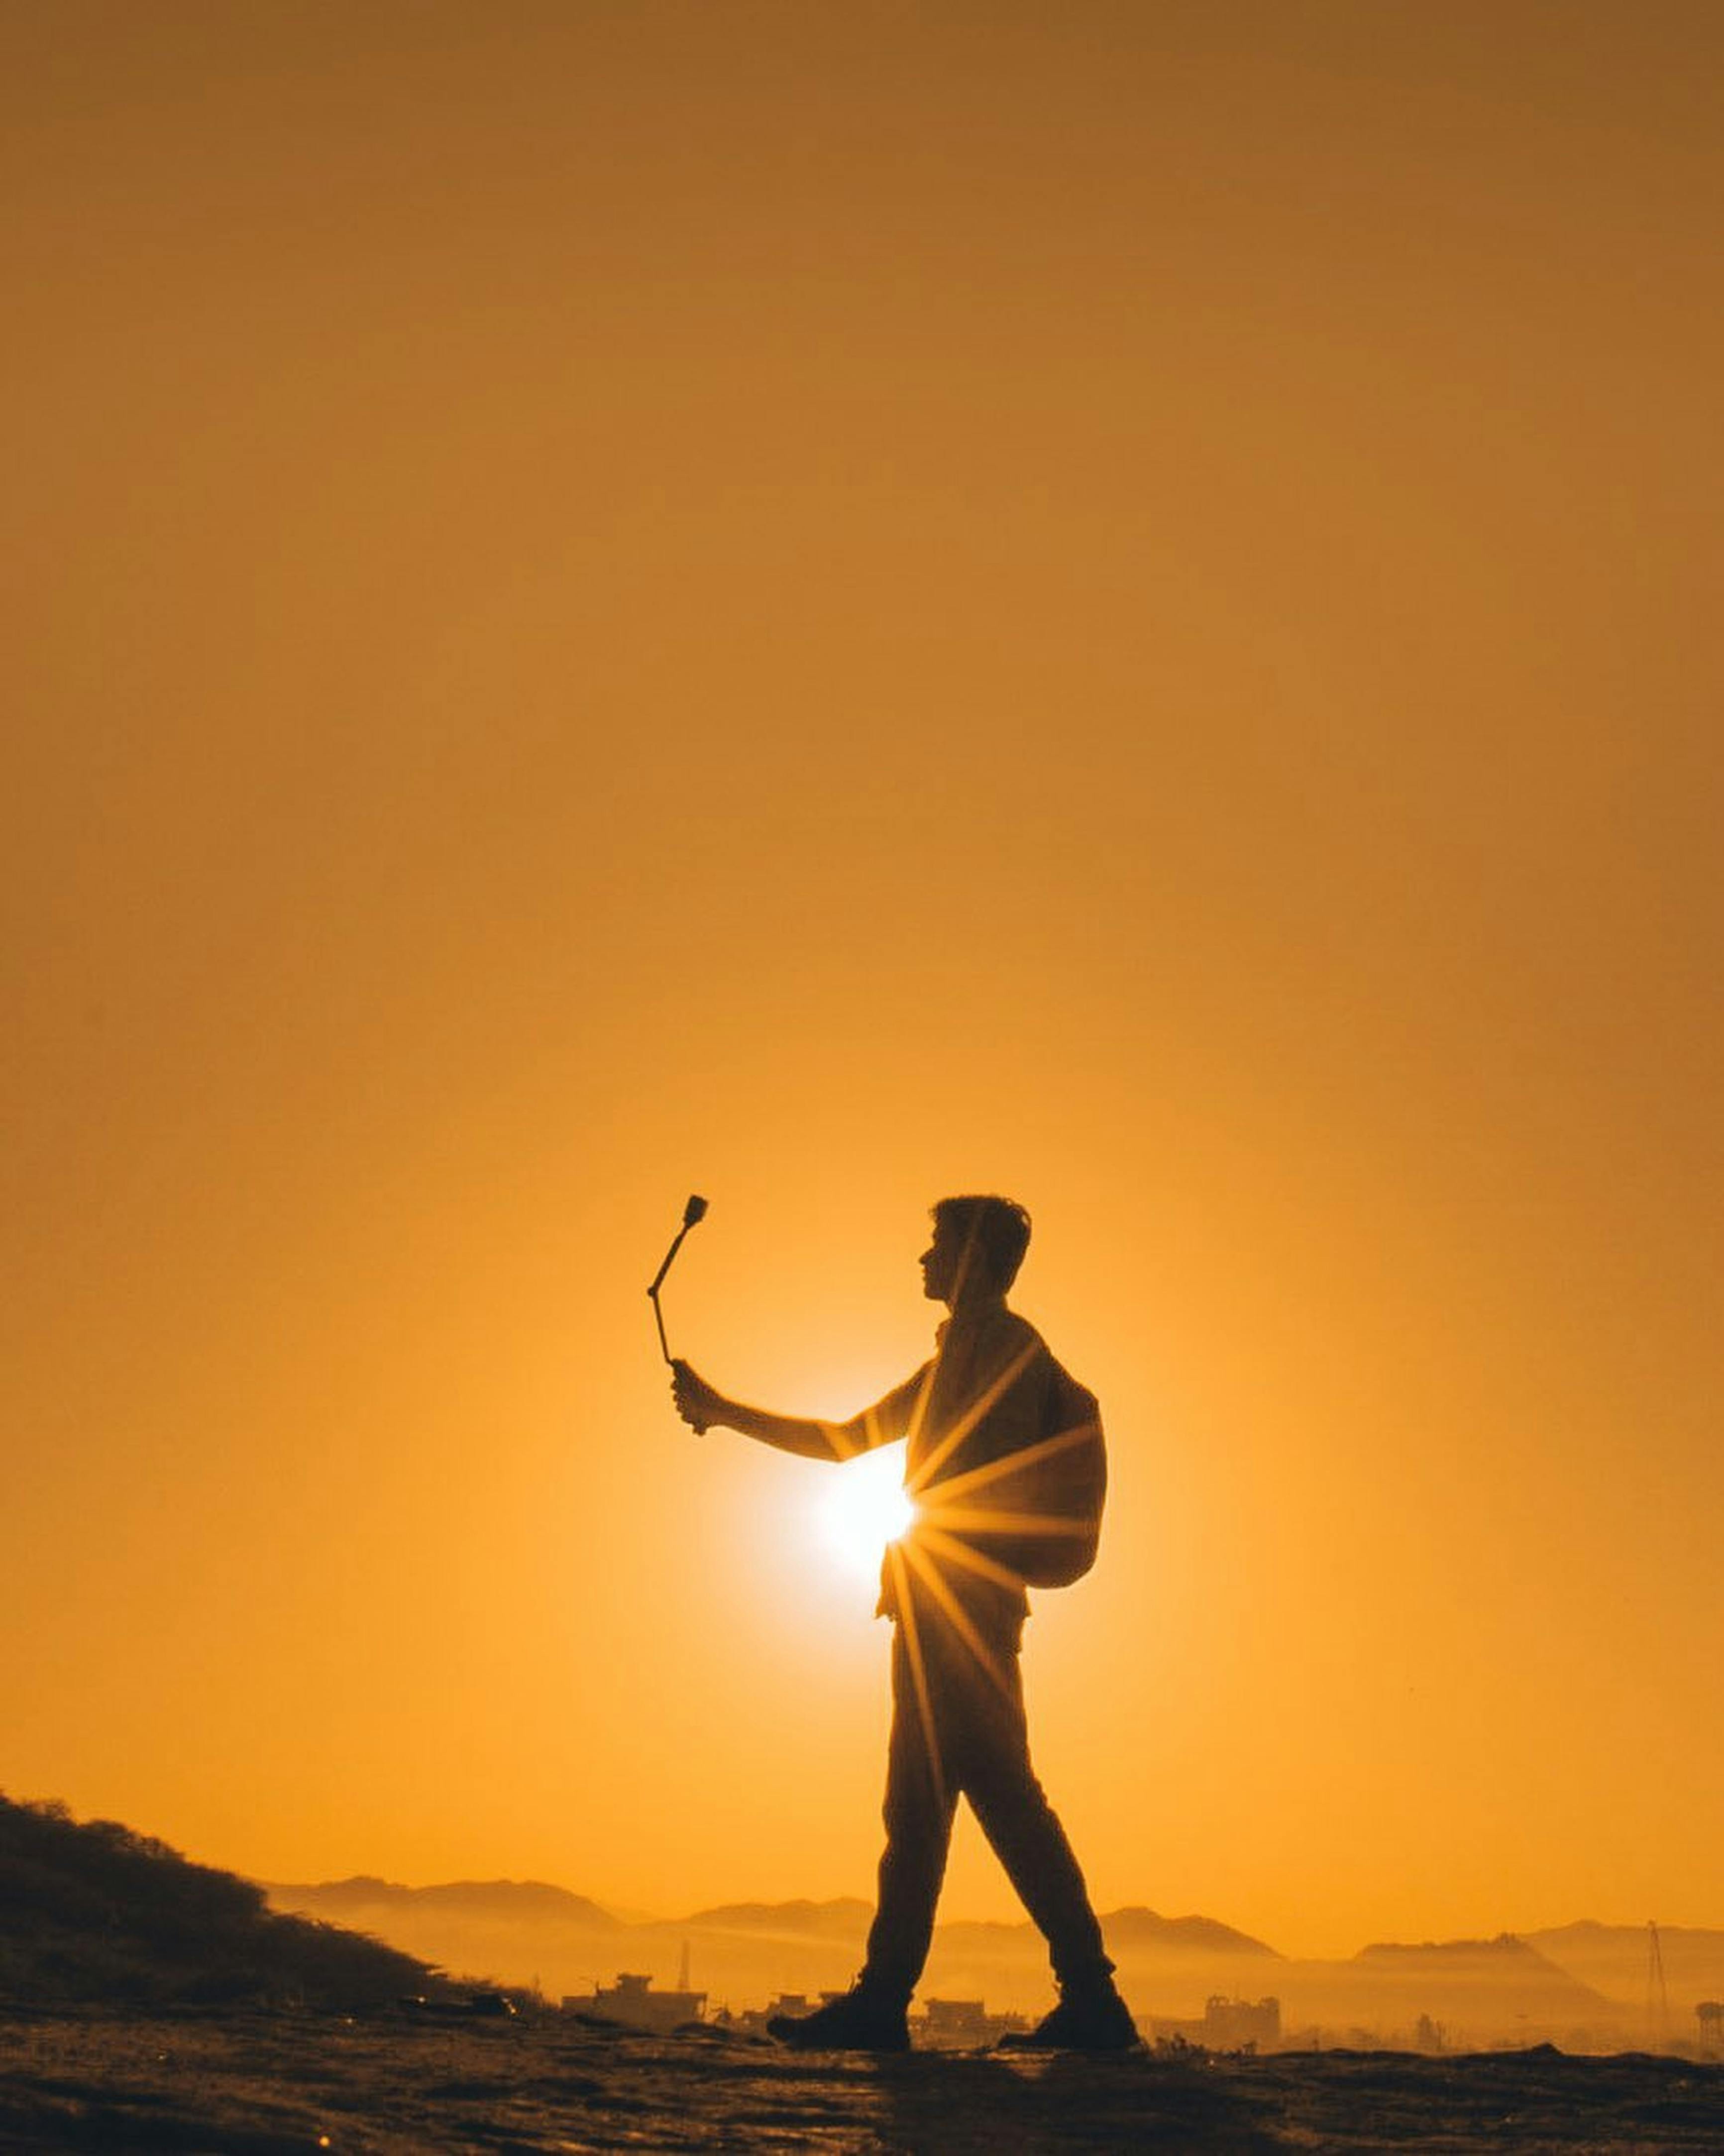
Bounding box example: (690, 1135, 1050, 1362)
(2, 2004, 1722, 2153)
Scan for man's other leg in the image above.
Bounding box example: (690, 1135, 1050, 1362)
(769, 1626, 951, 2050)
(959, 1647, 1120, 2006)
(861, 1625, 960, 2007)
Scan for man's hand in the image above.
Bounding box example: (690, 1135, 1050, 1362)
(671, 1359, 726, 1435)
(670, 1366, 844, 1460)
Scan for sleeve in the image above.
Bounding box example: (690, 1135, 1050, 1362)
(831, 1361, 936, 1457)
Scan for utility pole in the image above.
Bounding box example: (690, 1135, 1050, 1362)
(1646, 1921, 1669, 2049)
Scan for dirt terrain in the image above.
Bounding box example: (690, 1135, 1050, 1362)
(2, 2004, 1722, 2153)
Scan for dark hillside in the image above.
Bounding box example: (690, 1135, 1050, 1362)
(0, 1794, 431, 2007)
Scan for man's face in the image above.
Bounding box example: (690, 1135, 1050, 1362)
(919, 1216, 976, 1306)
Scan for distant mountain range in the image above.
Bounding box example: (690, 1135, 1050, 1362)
(260, 1876, 1724, 2038)
(267, 1878, 1277, 1957)
(265, 1879, 1724, 1989)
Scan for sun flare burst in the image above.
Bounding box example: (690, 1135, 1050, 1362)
(820, 1444, 915, 1581)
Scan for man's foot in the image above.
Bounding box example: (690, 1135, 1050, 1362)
(767, 1989, 911, 2053)
(998, 1987, 1140, 2052)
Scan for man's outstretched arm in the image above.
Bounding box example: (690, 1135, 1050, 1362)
(671, 1359, 927, 1462)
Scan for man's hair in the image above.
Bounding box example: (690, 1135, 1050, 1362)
(932, 1194, 1033, 1292)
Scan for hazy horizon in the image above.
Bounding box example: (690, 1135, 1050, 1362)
(258, 1858, 1724, 2041)
(253, 1853, 1724, 1951)
(25, 1786, 1718, 1962)
(7, 2, 1721, 1967)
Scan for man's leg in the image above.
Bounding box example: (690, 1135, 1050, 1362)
(956, 1642, 1137, 2048)
(860, 1624, 960, 2006)
(768, 1624, 953, 2049)
(958, 1647, 1113, 1996)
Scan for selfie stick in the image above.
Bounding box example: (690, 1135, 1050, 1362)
(648, 1193, 708, 1365)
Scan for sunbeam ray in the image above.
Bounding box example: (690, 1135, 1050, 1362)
(886, 1541, 948, 1813)
(917, 1504, 1094, 1540)
(897, 1534, 1018, 1705)
(914, 1522, 1030, 1597)
(913, 1413, 1101, 1505)
(904, 1340, 1044, 1496)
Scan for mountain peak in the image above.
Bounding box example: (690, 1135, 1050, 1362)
(679, 1897, 873, 1938)
(1355, 1932, 1542, 1963)
(1100, 1906, 1280, 1956)
(265, 1877, 622, 1929)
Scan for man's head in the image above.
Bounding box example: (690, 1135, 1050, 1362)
(920, 1194, 1033, 1307)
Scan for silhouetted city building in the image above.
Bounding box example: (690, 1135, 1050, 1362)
(912, 1997, 1033, 2048)
(565, 1971, 706, 2032)
(1151, 1994, 1281, 2052)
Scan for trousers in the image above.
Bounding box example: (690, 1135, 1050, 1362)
(861, 1612, 1114, 2006)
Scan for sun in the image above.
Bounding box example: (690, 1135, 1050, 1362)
(819, 1443, 915, 1582)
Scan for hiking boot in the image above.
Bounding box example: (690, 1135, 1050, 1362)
(767, 1989, 911, 2053)
(999, 1987, 1140, 2052)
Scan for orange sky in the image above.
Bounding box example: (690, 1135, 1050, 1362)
(5, 2, 1721, 1959)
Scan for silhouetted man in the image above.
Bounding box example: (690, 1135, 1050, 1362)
(671, 1195, 1136, 2052)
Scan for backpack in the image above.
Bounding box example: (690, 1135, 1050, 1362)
(980, 1359, 1108, 1590)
